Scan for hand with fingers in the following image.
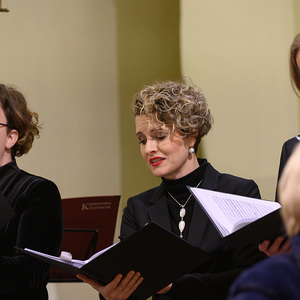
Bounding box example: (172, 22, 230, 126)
(77, 271, 144, 300)
(259, 236, 291, 257)
(156, 283, 172, 294)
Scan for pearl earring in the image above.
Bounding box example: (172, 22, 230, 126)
(189, 147, 195, 154)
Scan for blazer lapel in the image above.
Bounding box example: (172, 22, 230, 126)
(187, 163, 220, 247)
(147, 163, 221, 248)
(187, 202, 209, 247)
(148, 185, 172, 231)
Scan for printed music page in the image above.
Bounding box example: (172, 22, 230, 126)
(189, 187, 281, 238)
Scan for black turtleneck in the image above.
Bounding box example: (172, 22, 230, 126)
(161, 160, 207, 240)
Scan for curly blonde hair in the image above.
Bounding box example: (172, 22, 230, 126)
(132, 79, 213, 152)
(0, 84, 41, 158)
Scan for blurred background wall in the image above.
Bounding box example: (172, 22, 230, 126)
(0, 0, 299, 299)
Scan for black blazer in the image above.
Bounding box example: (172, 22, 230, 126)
(275, 136, 300, 202)
(120, 161, 265, 300)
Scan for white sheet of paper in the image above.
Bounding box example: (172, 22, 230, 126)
(189, 187, 281, 237)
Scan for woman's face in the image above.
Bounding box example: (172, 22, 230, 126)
(135, 114, 198, 180)
(0, 106, 17, 166)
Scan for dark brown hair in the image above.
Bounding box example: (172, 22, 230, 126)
(0, 84, 41, 157)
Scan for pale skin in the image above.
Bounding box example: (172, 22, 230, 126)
(0, 106, 18, 166)
(258, 236, 291, 256)
(135, 114, 199, 294)
(77, 272, 144, 300)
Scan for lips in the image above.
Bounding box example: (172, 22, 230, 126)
(149, 157, 165, 166)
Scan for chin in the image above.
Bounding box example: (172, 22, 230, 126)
(149, 168, 166, 178)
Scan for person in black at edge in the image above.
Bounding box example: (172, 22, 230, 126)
(0, 84, 63, 300)
(258, 34, 300, 257)
(275, 33, 300, 199)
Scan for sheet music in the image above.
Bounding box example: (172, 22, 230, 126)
(189, 187, 281, 237)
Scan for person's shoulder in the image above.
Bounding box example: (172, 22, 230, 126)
(128, 186, 160, 202)
(18, 169, 60, 197)
(230, 254, 299, 298)
(20, 169, 57, 186)
(206, 162, 259, 197)
(206, 162, 253, 182)
(282, 135, 300, 148)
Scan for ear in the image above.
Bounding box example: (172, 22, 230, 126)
(5, 129, 19, 150)
(186, 136, 197, 149)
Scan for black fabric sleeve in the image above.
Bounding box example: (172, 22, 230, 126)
(0, 180, 63, 294)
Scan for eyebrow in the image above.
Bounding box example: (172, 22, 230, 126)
(136, 127, 167, 136)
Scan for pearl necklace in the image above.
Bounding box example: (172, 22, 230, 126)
(167, 179, 202, 238)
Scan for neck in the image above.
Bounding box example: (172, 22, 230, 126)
(169, 155, 199, 180)
(0, 152, 12, 167)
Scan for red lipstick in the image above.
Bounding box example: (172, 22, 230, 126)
(149, 157, 165, 166)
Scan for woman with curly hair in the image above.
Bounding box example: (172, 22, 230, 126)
(78, 79, 266, 300)
(0, 84, 63, 300)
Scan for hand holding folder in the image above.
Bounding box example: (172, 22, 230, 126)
(19, 222, 209, 299)
(189, 187, 286, 244)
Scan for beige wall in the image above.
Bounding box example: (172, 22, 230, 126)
(0, 0, 121, 197)
(180, 0, 299, 200)
(294, 0, 300, 33)
(115, 0, 181, 210)
(0, 1, 120, 299)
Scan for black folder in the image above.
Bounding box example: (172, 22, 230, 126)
(19, 222, 209, 299)
(227, 209, 286, 244)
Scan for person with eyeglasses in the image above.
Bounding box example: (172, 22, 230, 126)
(78, 79, 267, 300)
(0, 83, 63, 300)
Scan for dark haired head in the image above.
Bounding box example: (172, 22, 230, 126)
(0, 84, 41, 158)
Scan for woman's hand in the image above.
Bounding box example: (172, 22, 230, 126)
(156, 283, 172, 294)
(259, 236, 291, 257)
(77, 271, 143, 300)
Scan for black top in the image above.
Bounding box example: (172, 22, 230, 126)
(162, 161, 207, 239)
(0, 159, 63, 300)
(119, 159, 265, 300)
(275, 136, 300, 202)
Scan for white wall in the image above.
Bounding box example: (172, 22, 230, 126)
(180, 0, 298, 200)
(0, 1, 120, 299)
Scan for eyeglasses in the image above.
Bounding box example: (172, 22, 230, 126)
(0, 123, 12, 128)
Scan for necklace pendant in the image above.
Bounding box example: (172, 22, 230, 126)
(180, 208, 186, 218)
(179, 220, 185, 233)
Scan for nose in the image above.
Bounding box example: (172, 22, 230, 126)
(144, 139, 158, 154)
